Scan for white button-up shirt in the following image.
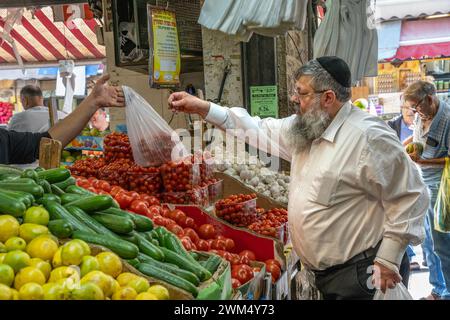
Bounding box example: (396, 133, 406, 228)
(8, 106, 67, 133)
(206, 101, 428, 270)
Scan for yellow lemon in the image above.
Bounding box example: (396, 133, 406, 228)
(0, 242, 6, 253)
(135, 292, 158, 300)
(14, 266, 46, 290)
(0, 253, 6, 264)
(26, 236, 58, 261)
(42, 283, 66, 300)
(80, 256, 100, 277)
(70, 282, 104, 300)
(111, 279, 120, 295)
(60, 241, 85, 266)
(19, 224, 49, 243)
(80, 271, 113, 297)
(24, 206, 50, 226)
(69, 240, 90, 256)
(0, 263, 15, 287)
(0, 283, 12, 300)
(96, 252, 122, 278)
(29, 258, 51, 281)
(116, 272, 139, 286)
(0, 215, 20, 243)
(48, 266, 80, 283)
(10, 288, 19, 300)
(127, 277, 150, 294)
(112, 286, 137, 300)
(4, 237, 27, 251)
(3, 250, 30, 273)
(52, 247, 62, 268)
(18, 282, 43, 300)
(147, 285, 170, 300)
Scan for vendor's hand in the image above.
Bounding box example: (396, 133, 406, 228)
(89, 74, 124, 108)
(372, 261, 402, 294)
(408, 152, 420, 163)
(168, 91, 210, 118)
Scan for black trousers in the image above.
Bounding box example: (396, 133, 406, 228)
(314, 253, 410, 300)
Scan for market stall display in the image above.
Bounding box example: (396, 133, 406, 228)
(0, 102, 14, 124)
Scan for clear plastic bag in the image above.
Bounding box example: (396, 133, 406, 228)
(434, 157, 450, 233)
(124, 86, 188, 167)
(373, 283, 413, 300)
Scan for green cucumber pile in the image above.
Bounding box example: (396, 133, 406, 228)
(0, 166, 224, 297)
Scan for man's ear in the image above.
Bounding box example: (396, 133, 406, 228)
(324, 90, 336, 105)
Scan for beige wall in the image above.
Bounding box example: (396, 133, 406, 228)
(103, 31, 188, 132)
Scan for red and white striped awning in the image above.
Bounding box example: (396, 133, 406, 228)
(0, 6, 105, 65)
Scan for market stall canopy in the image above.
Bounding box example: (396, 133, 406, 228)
(378, 17, 450, 61)
(375, 0, 450, 22)
(0, 6, 105, 65)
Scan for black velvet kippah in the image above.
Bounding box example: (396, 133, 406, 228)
(316, 56, 352, 88)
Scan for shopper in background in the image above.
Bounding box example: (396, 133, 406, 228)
(0, 75, 123, 165)
(8, 85, 67, 133)
(404, 80, 450, 300)
(168, 56, 429, 300)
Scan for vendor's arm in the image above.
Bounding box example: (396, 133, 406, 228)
(48, 75, 123, 146)
(168, 91, 294, 161)
(414, 157, 446, 166)
(402, 135, 413, 146)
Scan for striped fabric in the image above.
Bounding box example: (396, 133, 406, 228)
(0, 7, 105, 64)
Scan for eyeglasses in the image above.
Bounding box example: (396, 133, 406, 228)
(406, 97, 426, 113)
(292, 88, 329, 99)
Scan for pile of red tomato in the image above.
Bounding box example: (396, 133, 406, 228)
(127, 164, 162, 195)
(97, 158, 134, 189)
(215, 194, 258, 227)
(248, 208, 288, 239)
(70, 157, 106, 178)
(160, 158, 200, 192)
(103, 132, 133, 163)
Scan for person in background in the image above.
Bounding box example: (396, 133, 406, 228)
(0, 75, 123, 165)
(403, 80, 450, 300)
(168, 56, 429, 300)
(8, 85, 67, 133)
(90, 108, 109, 132)
(387, 104, 420, 272)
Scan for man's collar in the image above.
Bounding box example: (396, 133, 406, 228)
(320, 102, 352, 143)
(428, 100, 444, 134)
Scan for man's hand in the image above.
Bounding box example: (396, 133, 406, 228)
(372, 261, 402, 294)
(168, 92, 210, 118)
(89, 74, 124, 108)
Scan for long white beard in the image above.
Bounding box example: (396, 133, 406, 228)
(287, 100, 332, 154)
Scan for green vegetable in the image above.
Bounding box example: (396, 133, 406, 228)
(134, 232, 165, 261)
(48, 219, 73, 238)
(37, 194, 61, 206)
(0, 182, 44, 198)
(37, 168, 70, 184)
(60, 193, 83, 205)
(202, 255, 223, 274)
(36, 179, 52, 194)
(52, 176, 76, 190)
(65, 206, 118, 238)
(159, 247, 212, 282)
(65, 185, 94, 195)
(65, 195, 113, 213)
(0, 191, 27, 216)
(50, 185, 65, 196)
(44, 201, 91, 232)
(20, 169, 38, 181)
(99, 208, 153, 232)
(91, 214, 135, 234)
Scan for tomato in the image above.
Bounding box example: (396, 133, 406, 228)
(252, 267, 261, 274)
(184, 217, 195, 229)
(231, 264, 253, 284)
(239, 250, 256, 261)
(177, 216, 187, 227)
(265, 263, 281, 283)
(229, 254, 241, 266)
(198, 224, 216, 240)
(231, 278, 242, 289)
(87, 187, 98, 193)
(206, 239, 215, 249)
(129, 200, 149, 215)
(196, 239, 209, 251)
(222, 251, 233, 262)
(265, 259, 281, 269)
(128, 191, 140, 201)
(239, 255, 250, 265)
(99, 181, 111, 192)
(88, 177, 98, 183)
(224, 238, 235, 251)
(215, 235, 226, 241)
(110, 186, 124, 197)
(169, 210, 186, 223)
(165, 218, 177, 228)
(184, 228, 200, 244)
(212, 239, 227, 251)
(168, 224, 185, 238)
(115, 192, 133, 209)
(148, 205, 162, 216)
(180, 237, 193, 251)
(152, 215, 166, 226)
(92, 179, 102, 189)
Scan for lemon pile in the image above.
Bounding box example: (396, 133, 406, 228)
(0, 210, 170, 300)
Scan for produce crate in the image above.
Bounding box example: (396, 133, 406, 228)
(195, 252, 233, 300)
(207, 179, 223, 205)
(160, 160, 200, 192)
(215, 197, 258, 227)
(161, 186, 209, 207)
(236, 261, 266, 300)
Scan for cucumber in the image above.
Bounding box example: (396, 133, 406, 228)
(37, 194, 61, 206)
(0, 191, 27, 217)
(53, 176, 76, 190)
(100, 208, 153, 232)
(0, 189, 34, 207)
(159, 247, 212, 281)
(153, 227, 168, 246)
(65, 206, 118, 239)
(137, 254, 200, 285)
(126, 258, 140, 268)
(72, 230, 139, 259)
(44, 201, 92, 233)
(66, 195, 113, 213)
(0, 173, 21, 181)
(137, 263, 198, 297)
(189, 252, 200, 261)
(0, 165, 22, 176)
(120, 233, 140, 246)
(34, 167, 44, 172)
(0, 183, 44, 198)
(48, 219, 73, 238)
(133, 232, 165, 261)
(21, 169, 38, 181)
(50, 185, 65, 196)
(91, 214, 135, 234)
(36, 179, 52, 194)
(65, 185, 94, 195)
(60, 193, 83, 205)
(163, 231, 198, 264)
(202, 255, 223, 274)
(37, 168, 70, 184)
(0, 178, 36, 185)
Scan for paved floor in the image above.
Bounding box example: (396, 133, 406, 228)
(408, 245, 432, 300)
